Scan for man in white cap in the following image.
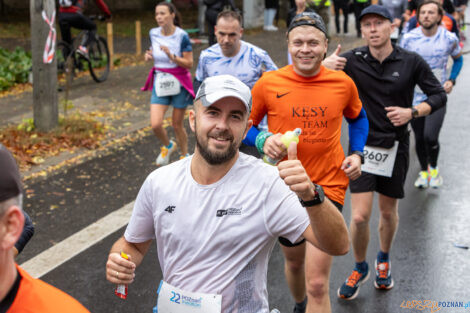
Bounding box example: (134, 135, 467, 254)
(106, 75, 349, 313)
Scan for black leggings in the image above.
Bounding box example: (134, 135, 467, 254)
(333, 0, 349, 33)
(411, 106, 447, 170)
(59, 12, 96, 49)
(353, 1, 370, 35)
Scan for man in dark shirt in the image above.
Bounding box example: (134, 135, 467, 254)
(323, 5, 446, 300)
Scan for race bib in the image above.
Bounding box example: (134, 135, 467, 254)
(361, 142, 399, 177)
(154, 280, 222, 313)
(155, 72, 181, 97)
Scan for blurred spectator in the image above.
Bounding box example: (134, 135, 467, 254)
(353, 0, 371, 37)
(379, 0, 407, 41)
(265, 0, 280, 31)
(287, 0, 317, 27)
(308, 0, 332, 35)
(333, 0, 350, 33)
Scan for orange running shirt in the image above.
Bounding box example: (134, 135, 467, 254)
(251, 65, 362, 204)
(8, 265, 90, 313)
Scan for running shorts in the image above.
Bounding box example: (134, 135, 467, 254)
(349, 140, 409, 199)
(150, 86, 193, 109)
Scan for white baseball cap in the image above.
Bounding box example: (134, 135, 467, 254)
(195, 75, 252, 112)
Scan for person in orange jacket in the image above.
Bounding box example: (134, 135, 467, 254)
(0, 144, 90, 313)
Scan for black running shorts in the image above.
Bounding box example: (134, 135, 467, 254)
(349, 141, 409, 199)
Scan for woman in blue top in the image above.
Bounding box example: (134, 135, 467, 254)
(143, 2, 194, 166)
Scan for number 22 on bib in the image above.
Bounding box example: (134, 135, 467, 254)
(154, 281, 222, 313)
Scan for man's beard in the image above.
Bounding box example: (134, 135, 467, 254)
(421, 20, 438, 30)
(194, 120, 241, 165)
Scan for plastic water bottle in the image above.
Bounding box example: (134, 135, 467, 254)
(263, 128, 302, 165)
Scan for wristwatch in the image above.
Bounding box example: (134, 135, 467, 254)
(299, 184, 325, 207)
(411, 107, 419, 120)
(351, 151, 364, 164)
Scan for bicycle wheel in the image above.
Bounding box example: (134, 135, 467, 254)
(87, 36, 110, 82)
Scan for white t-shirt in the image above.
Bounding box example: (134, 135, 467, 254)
(195, 40, 278, 89)
(124, 153, 309, 313)
(400, 26, 460, 106)
(149, 26, 192, 69)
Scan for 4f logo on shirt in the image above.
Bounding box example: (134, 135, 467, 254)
(165, 206, 175, 213)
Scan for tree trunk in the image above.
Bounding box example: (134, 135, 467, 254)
(30, 0, 58, 132)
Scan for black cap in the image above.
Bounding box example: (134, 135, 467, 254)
(359, 5, 393, 22)
(0, 144, 22, 203)
(287, 12, 327, 36)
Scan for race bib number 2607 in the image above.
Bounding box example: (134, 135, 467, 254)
(361, 141, 399, 178)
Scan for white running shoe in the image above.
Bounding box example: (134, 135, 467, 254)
(263, 25, 278, 31)
(414, 171, 429, 188)
(429, 167, 443, 188)
(76, 45, 89, 59)
(156, 140, 177, 166)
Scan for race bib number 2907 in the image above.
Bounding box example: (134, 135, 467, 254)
(361, 142, 399, 177)
(155, 72, 181, 97)
(154, 280, 222, 313)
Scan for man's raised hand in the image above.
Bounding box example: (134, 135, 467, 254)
(322, 44, 347, 71)
(278, 142, 315, 201)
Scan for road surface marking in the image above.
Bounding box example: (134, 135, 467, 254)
(20, 201, 134, 278)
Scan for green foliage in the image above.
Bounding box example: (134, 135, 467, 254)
(0, 47, 32, 91)
(17, 118, 35, 132)
(60, 98, 75, 117)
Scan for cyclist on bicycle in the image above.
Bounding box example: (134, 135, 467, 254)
(58, 0, 111, 56)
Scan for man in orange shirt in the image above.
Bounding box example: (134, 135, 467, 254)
(0, 144, 90, 313)
(250, 12, 369, 313)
